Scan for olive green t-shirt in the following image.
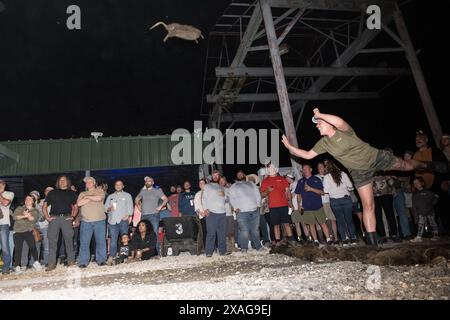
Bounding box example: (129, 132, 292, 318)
(312, 128, 378, 171)
(13, 206, 38, 233)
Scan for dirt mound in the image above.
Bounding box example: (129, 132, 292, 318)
(271, 242, 450, 266)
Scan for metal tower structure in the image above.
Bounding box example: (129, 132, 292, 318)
(202, 0, 442, 174)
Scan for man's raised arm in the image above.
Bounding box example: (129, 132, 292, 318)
(281, 135, 318, 160)
(313, 108, 351, 132)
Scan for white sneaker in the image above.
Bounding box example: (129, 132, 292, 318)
(410, 237, 422, 243)
(15, 266, 22, 275)
(32, 261, 42, 271)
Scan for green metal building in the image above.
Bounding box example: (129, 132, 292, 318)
(0, 135, 178, 177)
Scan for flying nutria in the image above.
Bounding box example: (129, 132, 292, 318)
(150, 21, 204, 43)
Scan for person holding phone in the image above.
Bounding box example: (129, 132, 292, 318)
(105, 180, 133, 265)
(260, 163, 296, 247)
(130, 220, 157, 260)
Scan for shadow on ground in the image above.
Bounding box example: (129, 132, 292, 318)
(271, 240, 450, 266)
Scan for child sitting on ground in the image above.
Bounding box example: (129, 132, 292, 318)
(116, 234, 132, 264)
(411, 177, 440, 242)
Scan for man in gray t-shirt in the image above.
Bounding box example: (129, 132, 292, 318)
(135, 176, 168, 253)
(229, 170, 262, 252)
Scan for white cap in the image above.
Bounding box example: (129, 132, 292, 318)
(83, 176, 96, 184)
(30, 190, 40, 198)
(246, 174, 260, 185)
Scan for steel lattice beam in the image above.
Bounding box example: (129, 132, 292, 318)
(210, 2, 263, 123)
(215, 67, 411, 78)
(266, 0, 396, 11)
(290, 7, 397, 116)
(207, 91, 379, 103)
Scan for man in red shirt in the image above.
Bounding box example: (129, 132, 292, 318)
(168, 186, 180, 217)
(261, 164, 295, 246)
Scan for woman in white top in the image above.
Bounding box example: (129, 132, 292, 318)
(323, 160, 357, 245)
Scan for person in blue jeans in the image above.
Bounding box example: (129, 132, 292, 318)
(135, 176, 168, 255)
(77, 177, 107, 268)
(0, 180, 15, 274)
(105, 180, 133, 265)
(323, 160, 357, 245)
(391, 177, 412, 239)
(202, 170, 229, 257)
(229, 171, 263, 252)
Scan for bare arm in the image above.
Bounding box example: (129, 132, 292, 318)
(157, 195, 169, 211)
(77, 197, 90, 207)
(281, 135, 318, 160)
(285, 187, 291, 204)
(84, 195, 104, 202)
(307, 186, 325, 196)
(304, 180, 324, 195)
(72, 204, 78, 218)
(42, 202, 55, 222)
(297, 193, 302, 210)
(313, 108, 351, 132)
(261, 188, 271, 198)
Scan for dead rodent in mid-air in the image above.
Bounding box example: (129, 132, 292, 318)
(150, 22, 204, 43)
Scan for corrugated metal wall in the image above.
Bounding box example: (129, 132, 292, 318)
(0, 135, 180, 176)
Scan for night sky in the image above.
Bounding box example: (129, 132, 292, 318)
(0, 0, 449, 172)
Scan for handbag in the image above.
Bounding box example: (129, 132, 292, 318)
(32, 228, 42, 242)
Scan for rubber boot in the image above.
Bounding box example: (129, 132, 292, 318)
(230, 236, 238, 252)
(226, 237, 233, 254)
(365, 232, 378, 247)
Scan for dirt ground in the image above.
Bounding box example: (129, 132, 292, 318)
(0, 241, 449, 300)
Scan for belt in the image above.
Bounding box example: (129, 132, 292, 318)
(51, 214, 72, 217)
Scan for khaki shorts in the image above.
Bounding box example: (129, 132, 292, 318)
(291, 210, 304, 224)
(303, 207, 327, 225)
(349, 149, 396, 189)
(322, 202, 336, 220)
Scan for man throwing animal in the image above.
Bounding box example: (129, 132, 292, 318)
(281, 108, 449, 246)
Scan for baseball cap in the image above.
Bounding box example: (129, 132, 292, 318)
(246, 174, 260, 185)
(83, 176, 96, 184)
(286, 174, 295, 179)
(30, 190, 40, 198)
(416, 130, 428, 137)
